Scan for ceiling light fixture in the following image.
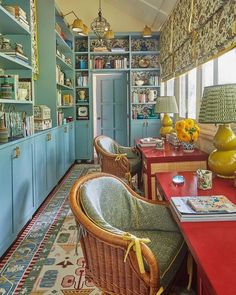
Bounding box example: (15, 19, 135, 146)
(61, 10, 83, 32)
(91, 0, 114, 42)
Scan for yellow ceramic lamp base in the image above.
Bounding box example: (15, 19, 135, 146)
(161, 113, 174, 137)
(209, 124, 236, 178)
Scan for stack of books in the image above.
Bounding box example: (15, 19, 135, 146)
(170, 195, 236, 222)
(93, 47, 109, 52)
(139, 137, 163, 147)
(4, 5, 30, 31)
(0, 49, 29, 63)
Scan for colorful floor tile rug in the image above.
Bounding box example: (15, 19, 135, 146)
(0, 164, 101, 295)
(0, 164, 193, 295)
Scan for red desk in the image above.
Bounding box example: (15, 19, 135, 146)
(137, 141, 208, 199)
(155, 171, 236, 295)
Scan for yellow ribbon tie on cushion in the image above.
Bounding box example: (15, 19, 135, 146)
(156, 286, 164, 295)
(115, 153, 127, 161)
(125, 172, 132, 184)
(123, 232, 151, 274)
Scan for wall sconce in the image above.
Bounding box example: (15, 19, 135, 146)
(142, 25, 152, 38)
(61, 10, 83, 32)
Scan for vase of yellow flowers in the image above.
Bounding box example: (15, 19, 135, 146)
(175, 118, 200, 153)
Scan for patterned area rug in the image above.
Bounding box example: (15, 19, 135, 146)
(0, 164, 101, 295)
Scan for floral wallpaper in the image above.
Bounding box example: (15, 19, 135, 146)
(161, 0, 236, 81)
(30, 0, 39, 79)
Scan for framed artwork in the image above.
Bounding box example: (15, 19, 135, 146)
(18, 78, 32, 101)
(77, 106, 89, 119)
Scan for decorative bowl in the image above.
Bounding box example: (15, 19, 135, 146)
(135, 80, 144, 86)
(138, 58, 150, 68)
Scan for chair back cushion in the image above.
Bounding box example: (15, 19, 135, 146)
(80, 176, 179, 234)
(97, 137, 119, 154)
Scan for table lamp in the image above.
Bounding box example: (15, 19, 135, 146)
(155, 96, 179, 137)
(198, 84, 236, 178)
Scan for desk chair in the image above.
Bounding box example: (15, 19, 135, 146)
(94, 135, 142, 188)
(70, 172, 187, 295)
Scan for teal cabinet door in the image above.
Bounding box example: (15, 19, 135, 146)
(69, 122, 75, 165)
(130, 120, 160, 145)
(75, 121, 92, 160)
(56, 127, 65, 180)
(130, 120, 146, 145)
(146, 120, 160, 138)
(46, 129, 57, 192)
(0, 147, 13, 257)
(12, 139, 34, 235)
(34, 134, 47, 209)
(63, 125, 70, 171)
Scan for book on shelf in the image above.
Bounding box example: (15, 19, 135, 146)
(111, 48, 126, 52)
(138, 137, 163, 147)
(170, 195, 236, 222)
(93, 47, 109, 52)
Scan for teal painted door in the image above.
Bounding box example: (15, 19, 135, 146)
(75, 121, 92, 160)
(64, 125, 70, 171)
(56, 127, 65, 180)
(96, 73, 128, 146)
(46, 129, 57, 192)
(146, 120, 160, 138)
(12, 139, 34, 235)
(34, 134, 47, 208)
(0, 147, 13, 256)
(69, 122, 75, 165)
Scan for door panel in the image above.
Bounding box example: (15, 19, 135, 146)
(96, 73, 128, 146)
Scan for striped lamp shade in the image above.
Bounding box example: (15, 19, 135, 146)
(198, 84, 236, 123)
(155, 96, 179, 113)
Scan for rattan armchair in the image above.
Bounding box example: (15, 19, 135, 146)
(70, 172, 187, 295)
(94, 135, 142, 187)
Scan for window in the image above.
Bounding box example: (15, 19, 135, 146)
(202, 60, 213, 94)
(187, 68, 197, 119)
(218, 48, 236, 84)
(179, 74, 186, 118)
(166, 78, 174, 96)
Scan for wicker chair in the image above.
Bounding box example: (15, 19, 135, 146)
(94, 135, 142, 187)
(70, 172, 187, 295)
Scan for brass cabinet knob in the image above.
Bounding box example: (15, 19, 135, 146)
(15, 146, 21, 158)
(47, 133, 52, 141)
(64, 126, 68, 133)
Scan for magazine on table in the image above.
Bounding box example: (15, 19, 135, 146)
(170, 195, 236, 222)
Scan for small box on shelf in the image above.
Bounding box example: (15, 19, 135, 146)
(34, 105, 51, 120)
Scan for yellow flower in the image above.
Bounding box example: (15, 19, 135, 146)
(185, 118, 195, 130)
(175, 120, 185, 131)
(175, 118, 200, 144)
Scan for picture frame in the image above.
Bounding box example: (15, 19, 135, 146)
(18, 78, 32, 101)
(77, 105, 89, 120)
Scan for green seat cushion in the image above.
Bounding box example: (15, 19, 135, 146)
(129, 230, 187, 288)
(129, 157, 142, 175)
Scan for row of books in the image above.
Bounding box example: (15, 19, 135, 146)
(90, 57, 128, 69)
(170, 195, 236, 222)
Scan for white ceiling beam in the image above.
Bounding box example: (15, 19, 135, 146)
(136, 0, 168, 16)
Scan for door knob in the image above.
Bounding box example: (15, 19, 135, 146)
(97, 117, 101, 120)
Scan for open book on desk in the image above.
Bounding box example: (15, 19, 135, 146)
(170, 195, 236, 222)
